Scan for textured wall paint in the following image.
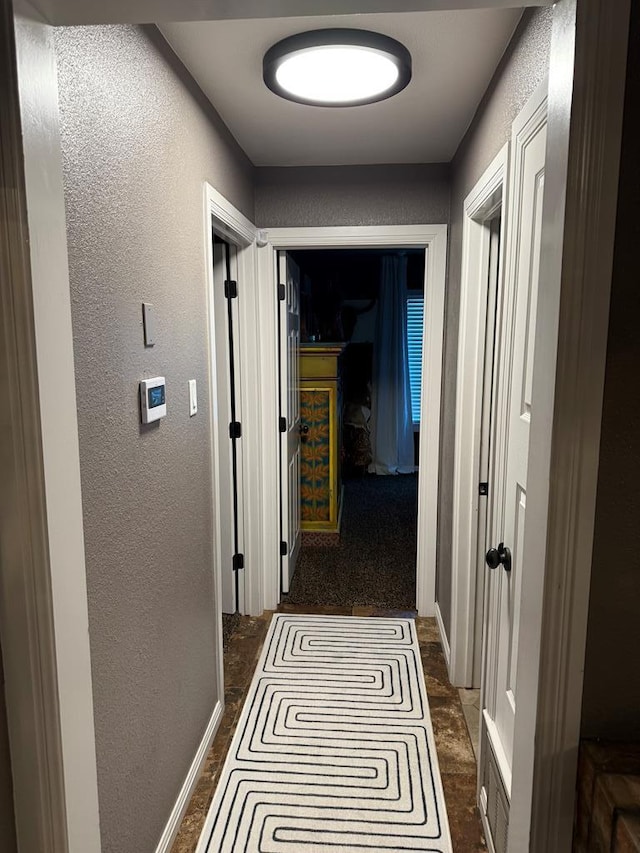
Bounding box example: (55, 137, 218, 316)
(255, 164, 450, 227)
(55, 25, 254, 852)
(438, 7, 553, 636)
(581, 9, 640, 739)
(0, 652, 17, 853)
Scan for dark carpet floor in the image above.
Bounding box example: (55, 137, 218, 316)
(286, 473, 418, 610)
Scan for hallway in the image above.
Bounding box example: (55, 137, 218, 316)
(4, 3, 631, 850)
(171, 608, 486, 852)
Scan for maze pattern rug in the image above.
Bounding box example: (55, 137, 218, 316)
(197, 614, 452, 852)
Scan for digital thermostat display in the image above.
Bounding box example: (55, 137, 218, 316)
(148, 385, 165, 409)
(140, 376, 166, 424)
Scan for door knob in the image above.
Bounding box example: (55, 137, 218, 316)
(485, 542, 512, 572)
(300, 423, 309, 443)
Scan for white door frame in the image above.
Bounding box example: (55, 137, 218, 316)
(7, 6, 102, 850)
(482, 80, 549, 820)
(256, 225, 448, 616)
(510, 1, 631, 849)
(450, 143, 509, 689)
(204, 183, 263, 620)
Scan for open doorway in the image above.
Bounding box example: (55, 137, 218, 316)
(262, 224, 447, 619)
(280, 247, 426, 612)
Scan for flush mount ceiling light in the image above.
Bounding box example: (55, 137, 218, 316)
(263, 29, 412, 107)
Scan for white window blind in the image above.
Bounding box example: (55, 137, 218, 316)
(407, 294, 424, 424)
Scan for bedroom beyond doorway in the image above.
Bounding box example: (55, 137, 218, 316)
(283, 248, 425, 611)
(286, 473, 418, 611)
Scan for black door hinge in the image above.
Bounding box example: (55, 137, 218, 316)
(232, 553, 244, 571)
(224, 279, 238, 299)
(280, 541, 288, 556)
(479, 482, 489, 496)
(229, 421, 242, 439)
(279, 416, 287, 433)
(278, 283, 286, 301)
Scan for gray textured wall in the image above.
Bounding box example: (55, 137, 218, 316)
(438, 7, 553, 636)
(581, 8, 640, 740)
(55, 25, 254, 852)
(255, 164, 450, 227)
(0, 652, 16, 853)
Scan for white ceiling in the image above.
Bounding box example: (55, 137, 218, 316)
(160, 9, 522, 167)
(40, 0, 546, 26)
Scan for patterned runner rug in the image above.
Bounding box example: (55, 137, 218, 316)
(197, 614, 452, 852)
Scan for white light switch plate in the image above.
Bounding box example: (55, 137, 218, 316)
(188, 379, 197, 416)
(142, 302, 154, 346)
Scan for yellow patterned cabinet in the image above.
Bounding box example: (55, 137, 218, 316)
(300, 344, 345, 533)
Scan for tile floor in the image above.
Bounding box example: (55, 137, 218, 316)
(171, 606, 487, 852)
(458, 688, 481, 759)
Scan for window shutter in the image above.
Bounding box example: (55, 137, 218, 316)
(406, 294, 424, 424)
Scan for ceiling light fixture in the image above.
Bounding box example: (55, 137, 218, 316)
(263, 29, 412, 107)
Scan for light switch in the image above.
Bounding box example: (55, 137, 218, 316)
(188, 379, 197, 416)
(142, 303, 155, 346)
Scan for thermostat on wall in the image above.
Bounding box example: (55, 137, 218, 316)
(140, 376, 166, 423)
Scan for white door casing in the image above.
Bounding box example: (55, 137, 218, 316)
(474, 216, 502, 686)
(278, 252, 301, 595)
(450, 144, 509, 689)
(482, 82, 547, 797)
(9, 7, 102, 849)
(259, 225, 447, 616)
(511, 4, 630, 848)
(205, 182, 262, 622)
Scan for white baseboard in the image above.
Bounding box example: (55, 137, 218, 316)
(155, 700, 223, 853)
(434, 601, 451, 666)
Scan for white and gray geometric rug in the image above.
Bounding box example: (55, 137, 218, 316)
(196, 614, 452, 852)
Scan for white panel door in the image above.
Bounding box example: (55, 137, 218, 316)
(278, 252, 301, 595)
(482, 87, 547, 794)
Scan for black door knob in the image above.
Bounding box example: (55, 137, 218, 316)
(485, 542, 512, 572)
